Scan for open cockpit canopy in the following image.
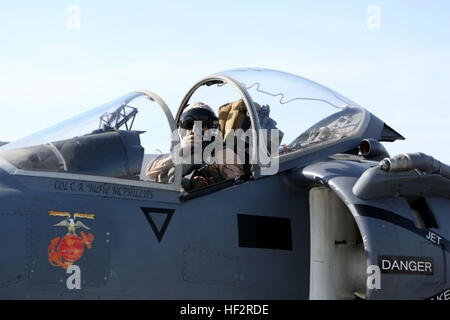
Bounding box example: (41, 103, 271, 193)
(0, 68, 401, 184)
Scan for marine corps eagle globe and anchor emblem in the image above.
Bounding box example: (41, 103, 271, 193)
(47, 211, 95, 269)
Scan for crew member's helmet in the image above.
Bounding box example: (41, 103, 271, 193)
(178, 102, 219, 132)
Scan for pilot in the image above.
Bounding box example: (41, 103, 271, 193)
(145, 102, 245, 191)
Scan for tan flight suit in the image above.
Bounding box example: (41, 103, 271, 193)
(145, 147, 245, 186)
(147, 99, 251, 188)
(145, 154, 176, 184)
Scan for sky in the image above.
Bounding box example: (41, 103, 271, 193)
(0, 0, 449, 163)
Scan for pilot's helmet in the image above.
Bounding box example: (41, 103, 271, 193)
(178, 102, 219, 133)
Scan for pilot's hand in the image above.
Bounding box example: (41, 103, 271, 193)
(181, 133, 202, 157)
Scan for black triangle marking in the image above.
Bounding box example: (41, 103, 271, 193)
(141, 207, 175, 242)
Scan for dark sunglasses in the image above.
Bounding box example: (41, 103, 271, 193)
(180, 119, 212, 130)
(178, 108, 216, 130)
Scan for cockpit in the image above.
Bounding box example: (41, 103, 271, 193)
(0, 68, 369, 190)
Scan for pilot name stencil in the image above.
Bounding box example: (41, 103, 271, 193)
(53, 180, 153, 200)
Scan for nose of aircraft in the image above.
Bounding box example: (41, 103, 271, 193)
(0, 168, 30, 298)
(0, 165, 29, 210)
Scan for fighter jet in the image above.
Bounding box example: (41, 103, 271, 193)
(0, 68, 448, 300)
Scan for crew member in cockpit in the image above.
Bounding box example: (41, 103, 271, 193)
(145, 102, 245, 191)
